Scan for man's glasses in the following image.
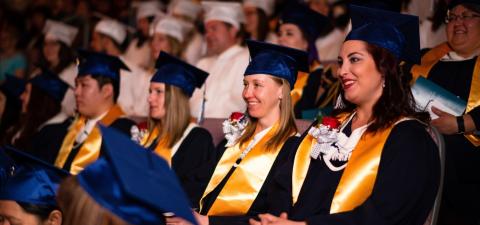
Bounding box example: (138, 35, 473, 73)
(445, 13, 480, 23)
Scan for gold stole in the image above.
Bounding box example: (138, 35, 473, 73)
(411, 42, 480, 146)
(140, 127, 172, 166)
(291, 115, 396, 213)
(291, 61, 322, 106)
(54, 105, 125, 174)
(200, 124, 283, 216)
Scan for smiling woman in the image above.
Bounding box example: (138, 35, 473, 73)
(186, 40, 306, 225)
(410, 0, 480, 224)
(250, 5, 440, 225)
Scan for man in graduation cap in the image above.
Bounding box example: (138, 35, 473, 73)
(91, 18, 151, 118)
(56, 125, 197, 225)
(250, 5, 440, 225)
(189, 1, 250, 120)
(0, 146, 69, 225)
(411, 0, 480, 224)
(52, 50, 135, 175)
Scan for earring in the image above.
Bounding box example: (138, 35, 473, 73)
(334, 94, 345, 109)
(382, 81, 386, 88)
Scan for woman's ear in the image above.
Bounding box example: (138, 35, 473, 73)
(45, 209, 62, 225)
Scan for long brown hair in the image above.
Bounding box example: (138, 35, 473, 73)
(237, 77, 297, 150)
(332, 43, 430, 133)
(150, 85, 191, 148)
(3, 84, 61, 149)
(57, 176, 130, 225)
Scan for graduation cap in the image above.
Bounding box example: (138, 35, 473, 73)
(0, 146, 70, 207)
(202, 1, 245, 29)
(448, 0, 480, 9)
(30, 68, 70, 102)
(244, 40, 309, 88)
(43, 20, 79, 46)
(76, 125, 197, 225)
(0, 75, 26, 100)
(279, 3, 330, 42)
(94, 19, 128, 45)
(76, 49, 130, 81)
(169, 0, 202, 21)
(152, 51, 208, 97)
(244, 0, 275, 17)
(133, 0, 165, 21)
(345, 5, 420, 64)
(151, 16, 190, 42)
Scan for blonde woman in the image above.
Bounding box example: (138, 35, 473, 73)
(138, 51, 215, 209)
(174, 40, 308, 225)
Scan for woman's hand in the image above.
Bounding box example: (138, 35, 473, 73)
(193, 211, 209, 225)
(431, 106, 459, 134)
(249, 212, 306, 225)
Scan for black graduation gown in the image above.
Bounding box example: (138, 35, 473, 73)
(426, 57, 480, 224)
(26, 117, 73, 164)
(200, 136, 300, 225)
(267, 120, 440, 225)
(148, 127, 216, 209)
(294, 68, 339, 119)
(53, 117, 136, 172)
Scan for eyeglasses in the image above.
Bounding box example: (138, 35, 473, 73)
(445, 13, 480, 23)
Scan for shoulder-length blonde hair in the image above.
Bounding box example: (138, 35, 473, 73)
(149, 84, 191, 148)
(57, 176, 130, 225)
(236, 76, 297, 150)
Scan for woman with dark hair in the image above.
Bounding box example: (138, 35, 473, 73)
(2, 70, 71, 163)
(243, 0, 276, 43)
(0, 146, 66, 225)
(136, 51, 215, 208)
(37, 20, 78, 116)
(411, 1, 480, 224)
(124, 1, 164, 70)
(276, 3, 339, 117)
(250, 6, 440, 225)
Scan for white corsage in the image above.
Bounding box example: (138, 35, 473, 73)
(222, 112, 248, 147)
(130, 122, 149, 144)
(308, 116, 353, 171)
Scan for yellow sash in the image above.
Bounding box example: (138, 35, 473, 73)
(54, 105, 125, 174)
(411, 43, 480, 146)
(291, 62, 322, 106)
(140, 127, 172, 166)
(200, 124, 284, 216)
(291, 115, 397, 213)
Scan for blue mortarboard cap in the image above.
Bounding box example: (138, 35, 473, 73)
(30, 68, 70, 102)
(345, 5, 420, 64)
(152, 52, 209, 97)
(0, 75, 26, 100)
(77, 125, 197, 225)
(76, 49, 130, 81)
(449, 0, 480, 8)
(0, 146, 70, 207)
(244, 40, 309, 88)
(279, 3, 329, 42)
